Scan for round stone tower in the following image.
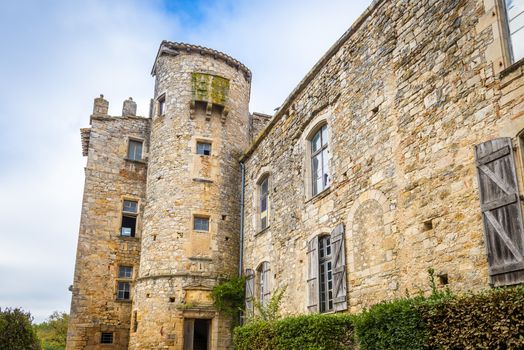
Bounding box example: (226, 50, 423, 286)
(129, 42, 251, 350)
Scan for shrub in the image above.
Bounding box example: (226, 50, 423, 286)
(211, 276, 245, 319)
(234, 313, 355, 350)
(0, 307, 41, 350)
(418, 285, 524, 349)
(353, 297, 427, 350)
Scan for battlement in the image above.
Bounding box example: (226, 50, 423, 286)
(90, 94, 140, 119)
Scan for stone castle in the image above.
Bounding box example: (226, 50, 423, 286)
(67, 0, 524, 348)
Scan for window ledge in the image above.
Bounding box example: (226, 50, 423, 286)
(305, 186, 332, 204)
(255, 226, 270, 237)
(193, 230, 210, 233)
(124, 158, 147, 165)
(193, 177, 214, 184)
(118, 235, 139, 240)
(500, 57, 524, 79)
(115, 299, 132, 303)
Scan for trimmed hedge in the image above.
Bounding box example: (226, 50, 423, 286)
(234, 286, 524, 350)
(233, 314, 355, 350)
(353, 297, 427, 350)
(419, 285, 524, 349)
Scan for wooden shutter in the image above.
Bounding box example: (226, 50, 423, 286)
(307, 236, 319, 313)
(245, 269, 255, 317)
(475, 138, 524, 287)
(331, 223, 348, 311)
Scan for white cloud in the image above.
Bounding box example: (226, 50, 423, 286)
(0, 0, 371, 322)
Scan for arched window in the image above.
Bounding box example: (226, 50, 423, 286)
(310, 124, 330, 196)
(257, 261, 271, 306)
(259, 176, 269, 230)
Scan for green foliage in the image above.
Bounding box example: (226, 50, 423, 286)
(418, 285, 524, 349)
(211, 276, 245, 318)
(234, 313, 355, 350)
(33, 311, 69, 350)
(0, 307, 41, 350)
(354, 297, 427, 350)
(251, 286, 286, 323)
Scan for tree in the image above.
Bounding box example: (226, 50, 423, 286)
(33, 311, 69, 350)
(0, 307, 41, 350)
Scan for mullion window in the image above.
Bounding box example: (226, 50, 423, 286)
(505, 0, 524, 62)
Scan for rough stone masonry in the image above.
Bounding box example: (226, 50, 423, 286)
(67, 0, 524, 349)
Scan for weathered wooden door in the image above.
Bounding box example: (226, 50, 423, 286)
(184, 319, 195, 350)
(475, 138, 524, 286)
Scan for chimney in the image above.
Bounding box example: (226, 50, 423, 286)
(122, 97, 137, 116)
(93, 94, 109, 116)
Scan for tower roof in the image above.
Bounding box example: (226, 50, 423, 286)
(151, 41, 252, 82)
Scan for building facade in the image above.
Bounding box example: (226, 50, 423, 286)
(67, 0, 524, 349)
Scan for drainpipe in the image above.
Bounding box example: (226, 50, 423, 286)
(239, 161, 246, 277)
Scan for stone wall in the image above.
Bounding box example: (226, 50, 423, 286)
(67, 98, 150, 349)
(242, 0, 524, 315)
(129, 43, 251, 349)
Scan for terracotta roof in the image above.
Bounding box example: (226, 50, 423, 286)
(151, 41, 252, 82)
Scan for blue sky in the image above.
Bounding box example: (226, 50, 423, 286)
(0, 0, 371, 323)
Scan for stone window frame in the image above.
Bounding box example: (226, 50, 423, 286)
(193, 214, 211, 232)
(119, 197, 140, 238)
(498, 0, 524, 64)
(157, 93, 166, 116)
(302, 112, 332, 201)
(256, 261, 271, 306)
(116, 264, 134, 301)
(514, 128, 524, 195)
(125, 136, 146, 163)
(194, 137, 214, 156)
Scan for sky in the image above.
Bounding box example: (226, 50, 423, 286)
(0, 0, 371, 323)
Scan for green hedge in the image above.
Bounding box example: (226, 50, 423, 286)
(234, 286, 524, 350)
(419, 285, 524, 349)
(353, 297, 427, 350)
(233, 314, 355, 350)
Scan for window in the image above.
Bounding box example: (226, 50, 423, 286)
(307, 224, 347, 313)
(193, 216, 209, 231)
(127, 140, 143, 161)
(257, 262, 271, 306)
(121, 200, 138, 237)
(117, 281, 130, 300)
(259, 177, 269, 230)
(100, 332, 113, 344)
(117, 266, 132, 300)
(318, 236, 333, 313)
(504, 0, 524, 62)
(196, 141, 212, 156)
(310, 124, 330, 196)
(119, 266, 133, 279)
(158, 94, 166, 116)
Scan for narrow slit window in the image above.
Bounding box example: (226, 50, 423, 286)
(259, 177, 269, 230)
(100, 332, 113, 344)
(127, 140, 143, 161)
(193, 217, 209, 231)
(196, 141, 212, 156)
(158, 94, 166, 116)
